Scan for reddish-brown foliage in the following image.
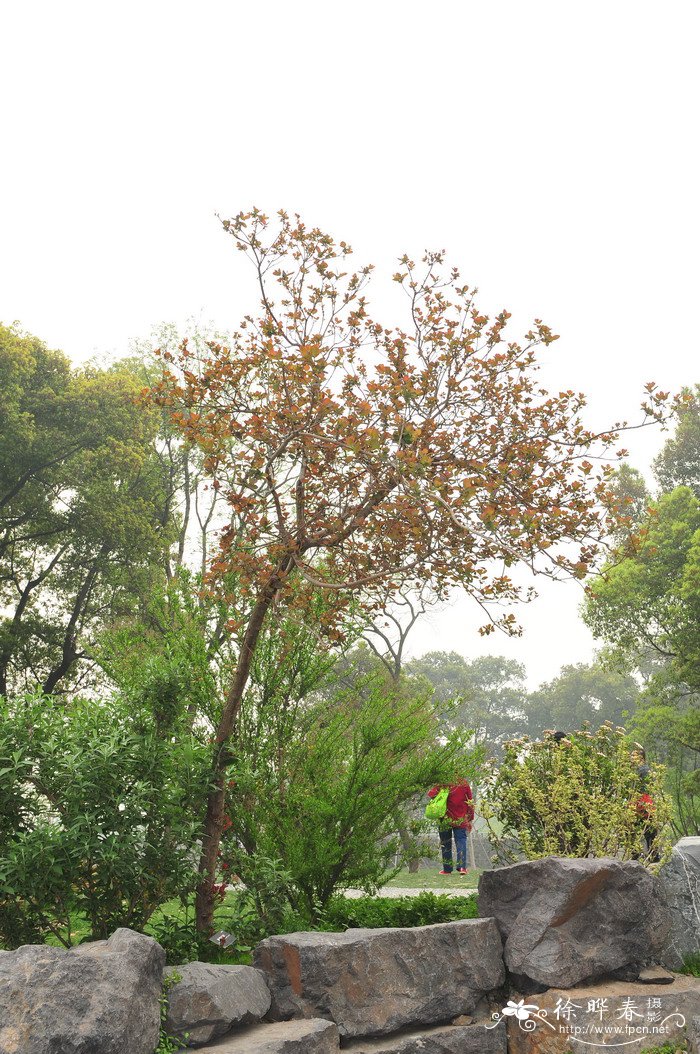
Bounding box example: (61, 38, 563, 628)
(146, 208, 668, 930)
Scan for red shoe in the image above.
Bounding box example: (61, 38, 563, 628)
(439, 869, 453, 875)
(457, 868, 470, 875)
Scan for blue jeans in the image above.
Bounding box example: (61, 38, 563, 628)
(439, 825, 467, 871)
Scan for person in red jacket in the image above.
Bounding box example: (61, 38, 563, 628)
(427, 778, 474, 874)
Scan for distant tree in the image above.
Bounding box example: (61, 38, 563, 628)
(0, 324, 173, 696)
(363, 584, 439, 683)
(148, 208, 668, 931)
(525, 661, 640, 737)
(653, 384, 700, 496)
(607, 463, 651, 539)
(126, 322, 232, 581)
(406, 651, 527, 753)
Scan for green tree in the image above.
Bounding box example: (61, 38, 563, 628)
(584, 487, 700, 685)
(525, 661, 640, 737)
(607, 463, 651, 538)
(0, 324, 174, 695)
(584, 486, 700, 834)
(97, 568, 227, 733)
(653, 384, 700, 496)
(406, 651, 527, 754)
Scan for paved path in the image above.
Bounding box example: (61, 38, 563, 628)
(226, 881, 477, 899)
(344, 884, 476, 898)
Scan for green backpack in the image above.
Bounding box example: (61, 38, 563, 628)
(425, 787, 449, 820)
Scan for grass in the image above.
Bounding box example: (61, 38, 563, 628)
(39, 889, 247, 963)
(384, 867, 482, 890)
(681, 952, 700, 977)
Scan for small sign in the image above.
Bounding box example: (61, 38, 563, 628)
(209, 931, 235, 948)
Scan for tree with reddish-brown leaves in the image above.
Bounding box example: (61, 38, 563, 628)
(148, 208, 666, 932)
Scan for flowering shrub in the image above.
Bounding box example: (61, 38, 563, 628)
(481, 723, 672, 863)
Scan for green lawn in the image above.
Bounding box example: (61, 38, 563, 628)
(384, 867, 482, 890)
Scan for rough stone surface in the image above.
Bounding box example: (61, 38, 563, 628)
(343, 1020, 507, 1053)
(505, 974, 700, 1054)
(190, 1017, 340, 1053)
(165, 961, 271, 1045)
(254, 919, 505, 1038)
(478, 856, 670, 989)
(636, 964, 675, 984)
(0, 927, 164, 1054)
(689, 1013, 700, 1054)
(659, 835, 700, 970)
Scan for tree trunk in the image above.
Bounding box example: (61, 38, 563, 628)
(194, 571, 287, 934)
(396, 823, 421, 872)
(468, 826, 476, 870)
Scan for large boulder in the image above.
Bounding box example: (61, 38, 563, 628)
(478, 856, 670, 989)
(0, 927, 164, 1054)
(190, 1017, 340, 1052)
(689, 1013, 700, 1054)
(164, 962, 271, 1045)
(254, 919, 505, 1039)
(504, 973, 700, 1054)
(341, 1019, 507, 1052)
(659, 836, 700, 970)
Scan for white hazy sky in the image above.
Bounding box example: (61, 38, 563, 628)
(2, 1, 698, 687)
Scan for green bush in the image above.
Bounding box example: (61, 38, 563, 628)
(223, 672, 481, 925)
(0, 694, 210, 948)
(322, 891, 478, 929)
(482, 724, 672, 863)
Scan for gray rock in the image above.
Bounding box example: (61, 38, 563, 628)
(254, 919, 505, 1039)
(659, 836, 700, 970)
(165, 962, 271, 1045)
(689, 1013, 700, 1054)
(478, 856, 670, 989)
(505, 973, 700, 1054)
(0, 927, 164, 1054)
(343, 1020, 507, 1053)
(636, 964, 675, 984)
(189, 1017, 340, 1053)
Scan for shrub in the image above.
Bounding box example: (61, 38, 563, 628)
(222, 671, 481, 924)
(481, 724, 673, 863)
(0, 694, 210, 948)
(323, 891, 478, 929)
